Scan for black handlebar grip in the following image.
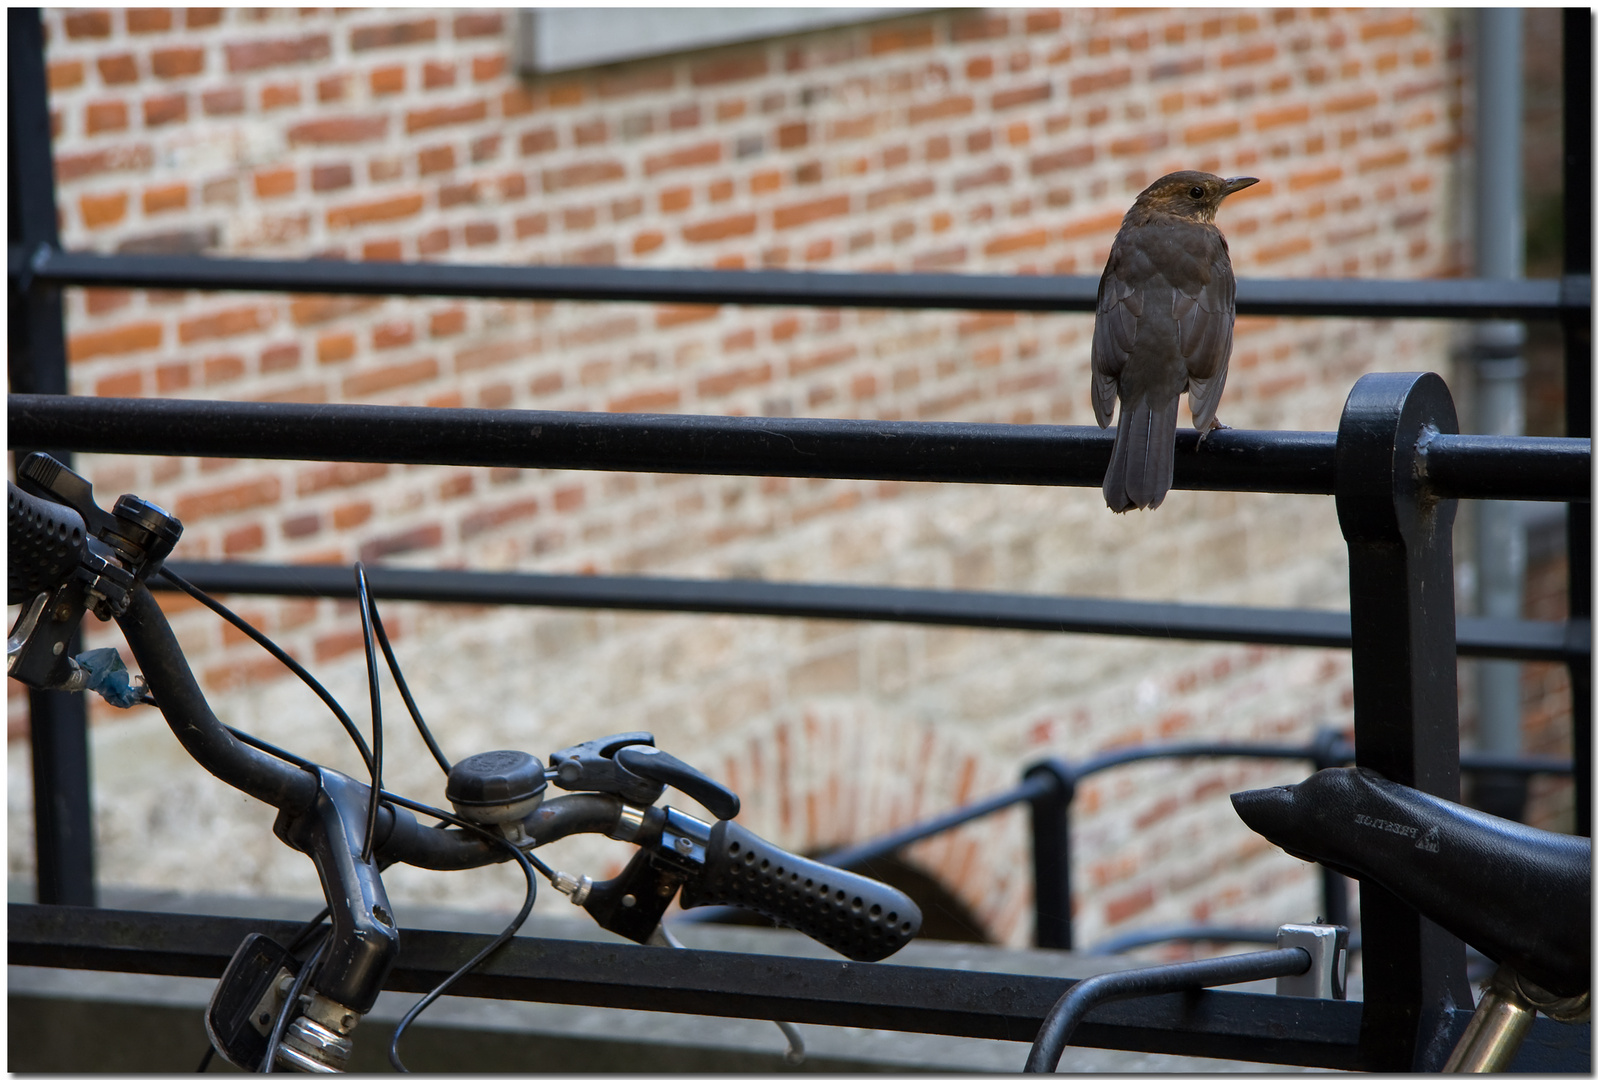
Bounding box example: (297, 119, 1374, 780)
(679, 819, 922, 962)
(9, 481, 87, 606)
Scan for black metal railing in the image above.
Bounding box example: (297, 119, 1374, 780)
(139, 560, 1586, 662)
(7, 393, 1591, 502)
(698, 729, 1572, 952)
(7, 6, 1592, 1072)
(7, 241, 1590, 319)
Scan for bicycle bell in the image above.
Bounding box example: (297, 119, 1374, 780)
(445, 750, 548, 825)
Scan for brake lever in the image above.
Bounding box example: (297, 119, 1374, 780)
(10, 454, 181, 639)
(549, 731, 739, 820)
(549, 732, 661, 804)
(614, 744, 739, 820)
(17, 452, 182, 594)
(16, 452, 118, 538)
(9, 460, 183, 700)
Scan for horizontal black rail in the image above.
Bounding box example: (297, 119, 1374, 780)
(822, 772, 1059, 871)
(1422, 432, 1595, 501)
(156, 561, 1592, 664)
(9, 395, 1590, 502)
(1025, 947, 1317, 1072)
(1044, 739, 1573, 784)
(1081, 927, 1287, 956)
(818, 737, 1572, 874)
(0, 902, 1360, 1068)
(11, 904, 1589, 1072)
(8, 245, 1592, 320)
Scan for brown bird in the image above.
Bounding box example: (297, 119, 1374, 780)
(1091, 171, 1258, 512)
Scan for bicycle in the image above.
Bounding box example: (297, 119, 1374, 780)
(1231, 763, 1590, 1071)
(12, 453, 1589, 1073)
(1021, 762, 1590, 1073)
(8, 452, 923, 1071)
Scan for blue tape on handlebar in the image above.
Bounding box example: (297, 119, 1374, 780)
(76, 647, 145, 709)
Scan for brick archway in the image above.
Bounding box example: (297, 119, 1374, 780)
(716, 706, 1037, 947)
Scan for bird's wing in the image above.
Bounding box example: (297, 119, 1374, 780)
(1090, 246, 1142, 428)
(1172, 231, 1236, 430)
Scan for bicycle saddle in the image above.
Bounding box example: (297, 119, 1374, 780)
(1231, 766, 1590, 999)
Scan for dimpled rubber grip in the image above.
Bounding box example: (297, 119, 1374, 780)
(679, 819, 922, 962)
(8, 481, 86, 606)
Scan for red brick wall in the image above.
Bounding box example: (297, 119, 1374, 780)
(10, 7, 1472, 948)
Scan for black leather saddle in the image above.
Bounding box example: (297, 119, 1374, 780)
(1231, 766, 1590, 999)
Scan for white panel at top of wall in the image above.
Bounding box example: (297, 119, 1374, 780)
(516, 7, 932, 74)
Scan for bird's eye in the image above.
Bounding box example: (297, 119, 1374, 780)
(1188, 185, 1205, 199)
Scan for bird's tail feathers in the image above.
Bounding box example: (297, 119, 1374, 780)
(1103, 397, 1181, 512)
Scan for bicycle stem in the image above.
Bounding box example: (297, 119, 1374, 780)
(273, 768, 400, 1016)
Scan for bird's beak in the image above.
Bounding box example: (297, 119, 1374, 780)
(1221, 176, 1260, 198)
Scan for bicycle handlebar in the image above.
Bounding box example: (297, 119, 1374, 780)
(118, 585, 321, 811)
(112, 576, 922, 963)
(10, 457, 924, 1071)
(122, 586, 634, 875)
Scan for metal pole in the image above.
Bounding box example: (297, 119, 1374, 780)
(12, 905, 1376, 1068)
(1335, 373, 1473, 1070)
(7, 394, 1592, 500)
(1024, 760, 1075, 950)
(8, 7, 68, 401)
(5, 245, 1586, 320)
(1561, 8, 1592, 838)
(1470, 8, 1531, 822)
(1305, 730, 1355, 930)
(1024, 947, 1315, 1072)
(8, 7, 96, 906)
(136, 558, 1584, 662)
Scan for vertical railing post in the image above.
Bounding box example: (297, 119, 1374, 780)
(9, 7, 97, 907)
(1335, 372, 1473, 1070)
(1024, 759, 1076, 950)
(8, 7, 67, 401)
(1309, 728, 1353, 930)
(1561, 7, 1592, 839)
